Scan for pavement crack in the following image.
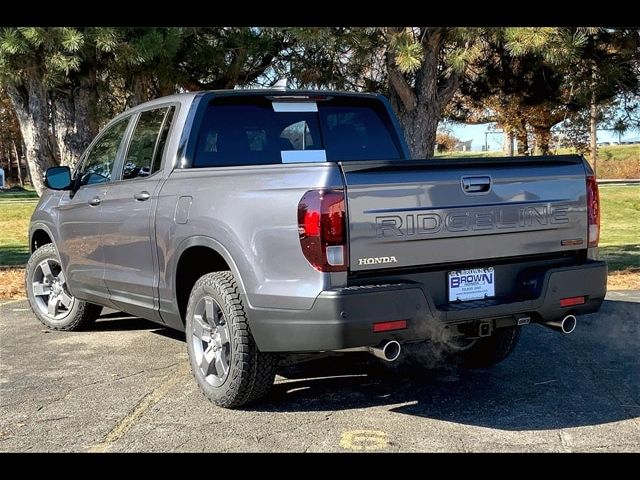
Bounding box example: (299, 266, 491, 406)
(109, 363, 180, 383)
(559, 432, 573, 453)
(171, 438, 189, 451)
(149, 362, 180, 372)
(111, 370, 145, 382)
(34, 415, 71, 423)
(87, 362, 189, 453)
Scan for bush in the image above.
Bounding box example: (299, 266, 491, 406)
(436, 132, 459, 152)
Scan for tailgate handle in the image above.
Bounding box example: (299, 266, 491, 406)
(462, 176, 491, 194)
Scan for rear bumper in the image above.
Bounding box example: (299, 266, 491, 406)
(248, 261, 607, 352)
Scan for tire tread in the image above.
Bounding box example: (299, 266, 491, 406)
(186, 271, 277, 408)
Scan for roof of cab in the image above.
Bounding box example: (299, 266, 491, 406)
(118, 89, 379, 114)
(105, 89, 385, 131)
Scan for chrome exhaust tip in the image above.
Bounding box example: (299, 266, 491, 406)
(544, 314, 577, 334)
(368, 340, 401, 362)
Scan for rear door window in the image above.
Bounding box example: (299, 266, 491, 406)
(122, 106, 175, 180)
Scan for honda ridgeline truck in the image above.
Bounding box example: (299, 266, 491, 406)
(27, 90, 607, 407)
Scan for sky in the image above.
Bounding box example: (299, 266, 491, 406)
(448, 122, 640, 152)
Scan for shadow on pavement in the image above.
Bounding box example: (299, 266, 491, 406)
(92, 311, 185, 341)
(258, 298, 640, 431)
(90, 298, 639, 431)
(91, 312, 157, 331)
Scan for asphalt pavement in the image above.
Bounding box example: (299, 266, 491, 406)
(1, 291, 638, 452)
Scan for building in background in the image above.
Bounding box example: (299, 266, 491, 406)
(455, 139, 473, 152)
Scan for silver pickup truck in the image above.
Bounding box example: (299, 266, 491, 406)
(27, 90, 607, 407)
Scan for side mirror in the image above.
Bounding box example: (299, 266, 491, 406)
(44, 166, 72, 190)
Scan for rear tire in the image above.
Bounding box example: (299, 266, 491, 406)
(25, 244, 102, 331)
(448, 326, 522, 368)
(185, 271, 278, 408)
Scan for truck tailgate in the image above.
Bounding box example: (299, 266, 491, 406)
(341, 156, 588, 272)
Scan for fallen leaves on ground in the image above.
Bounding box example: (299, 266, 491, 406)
(607, 268, 640, 290)
(0, 268, 25, 301)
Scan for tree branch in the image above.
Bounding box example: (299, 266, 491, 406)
(388, 68, 417, 112)
(437, 72, 463, 111)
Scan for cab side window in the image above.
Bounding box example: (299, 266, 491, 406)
(122, 107, 175, 180)
(79, 118, 129, 186)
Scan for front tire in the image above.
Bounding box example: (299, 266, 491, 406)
(186, 271, 278, 408)
(25, 244, 103, 331)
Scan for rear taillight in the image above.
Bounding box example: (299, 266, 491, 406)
(586, 175, 600, 247)
(297, 189, 348, 272)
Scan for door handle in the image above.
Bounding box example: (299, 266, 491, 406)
(134, 191, 151, 201)
(88, 197, 101, 206)
(461, 176, 492, 194)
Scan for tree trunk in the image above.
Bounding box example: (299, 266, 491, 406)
(5, 145, 12, 179)
(12, 140, 23, 187)
(157, 78, 176, 98)
(590, 91, 598, 175)
(50, 65, 99, 169)
(502, 130, 514, 156)
(22, 138, 33, 187)
(384, 27, 462, 159)
(395, 105, 439, 158)
(126, 71, 154, 108)
(533, 126, 552, 155)
(6, 79, 58, 195)
(515, 122, 529, 156)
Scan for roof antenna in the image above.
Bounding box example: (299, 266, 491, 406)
(272, 78, 288, 91)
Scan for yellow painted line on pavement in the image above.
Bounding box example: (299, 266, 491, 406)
(88, 362, 190, 453)
(339, 430, 390, 451)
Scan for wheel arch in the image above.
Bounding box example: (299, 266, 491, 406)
(29, 223, 57, 253)
(172, 236, 249, 324)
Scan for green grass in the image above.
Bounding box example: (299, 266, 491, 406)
(0, 190, 38, 200)
(594, 144, 640, 162)
(599, 185, 640, 272)
(0, 189, 39, 266)
(552, 144, 640, 159)
(0, 185, 638, 272)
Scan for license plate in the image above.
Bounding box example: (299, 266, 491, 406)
(448, 267, 495, 302)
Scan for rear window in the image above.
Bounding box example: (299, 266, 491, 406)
(193, 96, 402, 167)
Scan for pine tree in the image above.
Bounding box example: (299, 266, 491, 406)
(284, 27, 485, 158)
(0, 27, 287, 194)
